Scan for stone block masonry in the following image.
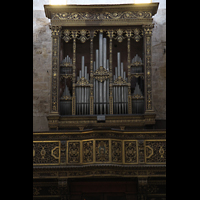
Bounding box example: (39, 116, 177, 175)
(33, 10, 52, 131)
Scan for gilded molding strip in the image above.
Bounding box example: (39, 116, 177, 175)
(33, 168, 166, 179)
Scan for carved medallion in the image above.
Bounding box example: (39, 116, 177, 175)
(95, 140, 109, 162)
(68, 142, 80, 163)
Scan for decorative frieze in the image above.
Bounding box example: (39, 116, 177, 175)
(33, 138, 165, 166)
(52, 11, 152, 21)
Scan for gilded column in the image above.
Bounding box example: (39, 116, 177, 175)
(90, 31, 95, 115)
(72, 30, 78, 115)
(126, 30, 132, 114)
(49, 25, 62, 116)
(143, 24, 155, 114)
(107, 30, 114, 114)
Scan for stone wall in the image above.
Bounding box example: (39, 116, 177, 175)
(33, 9, 51, 131)
(152, 7, 166, 120)
(33, 1, 166, 131)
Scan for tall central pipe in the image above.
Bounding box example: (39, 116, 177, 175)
(99, 33, 103, 67)
(96, 49, 99, 113)
(99, 33, 103, 114)
(117, 52, 121, 114)
(81, 56, 84, 114)
(103, 37, 107, 114)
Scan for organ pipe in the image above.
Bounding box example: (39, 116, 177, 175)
(74, 32, 132, 115)
(75, 56, 90, 115)
(113, 52, 128, 114)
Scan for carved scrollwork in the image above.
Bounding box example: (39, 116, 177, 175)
(124, 141, 138, 163)
(95, 140, 109, 162)
(103, 11, 152, 20)
(76, 77, 90, 86)
(113, 76, 128, 86)
(115, 29, 125, 43)
(33, 142, 60, 165)
(52, 11, 152, 21)
(132, 28, 143, 42)
(52, 12, 101, 20)
(145, 140, 166, 164)
(78, 29, 90, 43)
(68, 142, 80, 163)
(62, 29, 91, 43)
(60, 95, 72, 100)
(143, 24, 154, 35)
(62, 29, 71, 43)
(93, 66, 110, 82)
(111, 140, 122, 162)
(83, 140, 93, 163)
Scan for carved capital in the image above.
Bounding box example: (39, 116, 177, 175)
(142, 24, 154, 35)
(106, 30, 114, 38)
(49, 25, 62, 37)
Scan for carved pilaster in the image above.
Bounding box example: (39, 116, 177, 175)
(138, 140, 145, 164)
(58, 178, 69, 200)
(49, 25, 62, 116)
(138, 177, 148, 200)
(107, 30, 114, 114)
(126, 30, 132, 114)
(60, 140, 67, 164)
(143, 24, 155, 114)
(72, 30, 78, 115)
(90, 31, 95, 114)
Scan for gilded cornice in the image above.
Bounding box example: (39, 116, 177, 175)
(44, 3, 159, 26)
(51, 11, 152, 20)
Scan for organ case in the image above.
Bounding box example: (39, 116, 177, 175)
(45, 4, 158, 129)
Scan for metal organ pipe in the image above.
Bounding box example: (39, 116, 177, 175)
(75, 32, 130, 115)
(95, 50, 99, 114)
(75, 56, 90, 115)
(81, 56, 84, 114)
(103, 37, 107, 114)
(106, 59, 109, 113)
(113, 52, 128, 114)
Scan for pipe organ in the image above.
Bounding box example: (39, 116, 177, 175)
(59, 30, 146, 116)
(45, 4, 157, 129)
(35, 6, 165, 200)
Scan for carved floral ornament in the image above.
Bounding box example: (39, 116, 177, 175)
(62, 28, 143, 43)
(52, 11, 152, 20)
